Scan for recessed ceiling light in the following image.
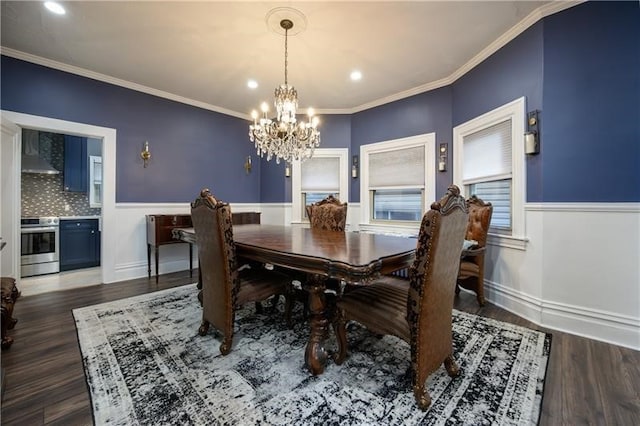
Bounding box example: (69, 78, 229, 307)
(44, 1, 66, 15)
(247, 79, 258, 89)
(350, 70, 362, 81)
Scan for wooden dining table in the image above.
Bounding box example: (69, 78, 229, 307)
(173, 224, 418, 375)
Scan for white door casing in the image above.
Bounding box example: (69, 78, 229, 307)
(1, 110, 117, 284)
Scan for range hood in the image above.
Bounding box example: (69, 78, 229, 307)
(21, 128, 60, 174)
(21, 154, 60, 174)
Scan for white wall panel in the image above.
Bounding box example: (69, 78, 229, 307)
(105, 201, 639, 349)
(486, 203, 640, 350)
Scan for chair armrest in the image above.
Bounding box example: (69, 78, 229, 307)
(461, 246, 485, 258)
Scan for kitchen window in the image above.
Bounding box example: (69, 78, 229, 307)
(89, 155, 102, 208)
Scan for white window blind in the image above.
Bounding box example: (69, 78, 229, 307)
(302, 157, 340, 191)
(469, 180, 512, 229)
(462, 119, 512, 184)
(369, 146, 424, 188)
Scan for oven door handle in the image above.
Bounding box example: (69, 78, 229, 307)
(21, 226, 58, 233)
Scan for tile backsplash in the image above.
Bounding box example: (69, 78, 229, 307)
(21, 174, 102, 218)
(21, 131, 101, 218)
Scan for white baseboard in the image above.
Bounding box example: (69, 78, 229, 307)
(113, 259, 197, 283)
(485, 280, 640, 351)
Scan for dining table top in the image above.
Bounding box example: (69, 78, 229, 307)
(174, 224, 418, 284)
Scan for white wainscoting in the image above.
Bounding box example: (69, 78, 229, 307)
(111, 202, 263, 283)
(348, 202, 639, 349)
(487, 203, 640, 350)
(107, 201, 639, 350)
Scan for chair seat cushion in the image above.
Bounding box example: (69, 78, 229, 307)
(337, 277, 410, 342)
(237, 267, 289, 306)
(458, 260, 479, 279)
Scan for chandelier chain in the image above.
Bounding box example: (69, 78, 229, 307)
(284, 27, 288, 85)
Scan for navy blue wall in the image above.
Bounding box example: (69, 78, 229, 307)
(452, 22, 544, 201)
(351, 87, 453, 202)
(258, 114, 351, 203)
(3, 2, 638, 204)
(1, 56, 260, 203)
(542, 1, 640, 202)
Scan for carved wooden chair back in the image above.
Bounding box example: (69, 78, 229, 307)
(457, 195, 493, 306)
(306, 195, 348, 231)
(191, 188, 291, 354)
(465, 195, 493, 248)
(190, 189, 239, 350)
(334, 185, 469, 410)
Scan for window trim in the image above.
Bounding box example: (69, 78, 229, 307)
(360, 133, 436, 231)
(291, 148, 349, 224)
(453, 97, 526, 241)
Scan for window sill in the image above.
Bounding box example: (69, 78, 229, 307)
(358, 223, 419, 237)
(487, 233, 528, 250)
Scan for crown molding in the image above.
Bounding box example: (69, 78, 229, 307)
(0, 47, 250, 120)
(347, 1, 584, 114)
(447, 1, 583, 84)
(1, 1, 584, 118)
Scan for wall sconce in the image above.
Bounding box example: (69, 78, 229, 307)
(525, 110, 540, 155)
(438, 143, 448, 172)
(285, 162, 291, 178)
(351, 155, 359, 178)
(244, 156, 252, 174)
(140, 141, 151, 167)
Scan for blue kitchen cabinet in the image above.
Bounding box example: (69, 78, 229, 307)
(64, 135, 88, 192)
(59, 219, 100, 271)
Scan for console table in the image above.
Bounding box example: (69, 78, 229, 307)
(146, 212, 261, 283)
(146, 214, 193, 283)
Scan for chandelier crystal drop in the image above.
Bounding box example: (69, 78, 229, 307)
(249, 18, 320, 164)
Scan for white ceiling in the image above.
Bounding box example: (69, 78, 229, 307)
(1, 1, 576, 118)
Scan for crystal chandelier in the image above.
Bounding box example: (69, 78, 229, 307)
(249, 18, 320, 164)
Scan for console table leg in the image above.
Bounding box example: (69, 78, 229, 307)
(155, 245, 159, 284)
(147, 244, 151, 278)
(189, 243, 193, 278)
(304, 274, 328, 376)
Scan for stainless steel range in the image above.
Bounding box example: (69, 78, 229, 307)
(20, 217, 60, 277)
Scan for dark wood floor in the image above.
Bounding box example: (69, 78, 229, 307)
(1, 270, 638, 425)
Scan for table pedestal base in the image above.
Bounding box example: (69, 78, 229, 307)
(304, 275, 328, 375)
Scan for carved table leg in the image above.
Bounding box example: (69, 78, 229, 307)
(304, 274, 328, 376)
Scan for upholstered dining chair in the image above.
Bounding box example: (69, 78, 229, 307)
(285, 195, 348, 325)
(305, 194, 348, 231)
(190, 188, 292, 355)
(456, 195, 493, 306)
(334, 185, 468, 410)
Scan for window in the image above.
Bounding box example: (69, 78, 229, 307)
(301, 156, 339, 219)
(372, 189, 423, 221)
(462, 119, 512, 231)
(291, 148, 348, 224)
(453, 97, 526, 244)
(360, 133, 435, 232)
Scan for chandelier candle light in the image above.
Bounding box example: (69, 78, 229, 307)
(249, 18, 320, 164)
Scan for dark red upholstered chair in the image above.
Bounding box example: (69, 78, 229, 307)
(334, 185, 468, 410)
(190, 189, 292, 355)
(456, 195, 493, 306)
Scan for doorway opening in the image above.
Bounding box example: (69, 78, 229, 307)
(1, 110, 117, 290)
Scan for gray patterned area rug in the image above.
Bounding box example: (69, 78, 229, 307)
(73, 284, 551, 425)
